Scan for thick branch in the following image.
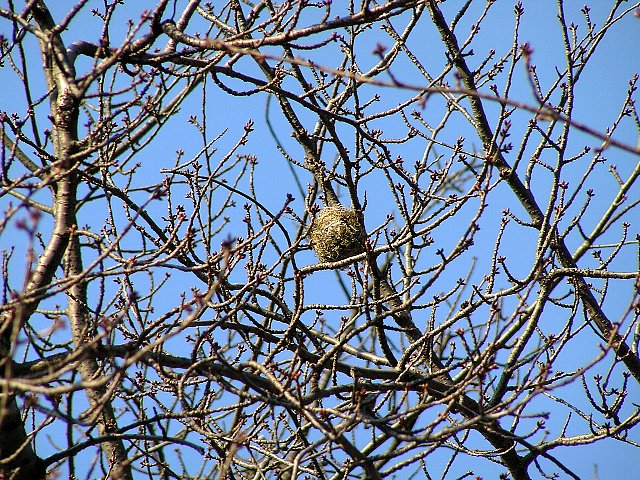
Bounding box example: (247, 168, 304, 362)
(0, 3, 134, 478)
(425, 0, 640, 386)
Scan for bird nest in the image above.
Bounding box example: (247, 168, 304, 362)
(310, 205, 366, 263)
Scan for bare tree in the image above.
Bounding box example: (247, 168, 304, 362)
(1, 1, 639, 479)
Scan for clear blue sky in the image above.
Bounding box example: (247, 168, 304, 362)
(1, 2, 639, 479)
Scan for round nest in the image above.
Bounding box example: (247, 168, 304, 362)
(310, 205, 366, 263)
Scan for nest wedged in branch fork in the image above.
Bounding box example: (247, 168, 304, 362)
(310, 205, 365, 263)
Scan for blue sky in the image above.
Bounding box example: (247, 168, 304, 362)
(1, 1, 639, 479)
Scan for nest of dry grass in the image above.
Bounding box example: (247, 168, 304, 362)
(310, 205, 365, 263)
